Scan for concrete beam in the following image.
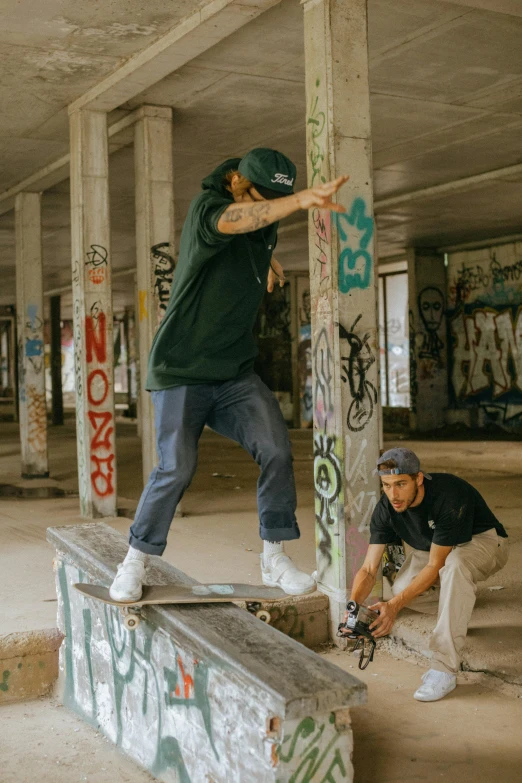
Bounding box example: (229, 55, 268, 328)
(0, 113, 137, 217)
(448, 0, 522, 18)
(69, 0, 283, 114)
(375, 163, 522, 212)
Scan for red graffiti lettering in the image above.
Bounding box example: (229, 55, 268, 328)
(86, 312, 107, 363)
(174, 656, 194, 699)
(88, 410, 114, 450)
(87, 369, 109, 406)
(91, 454, 114, 497)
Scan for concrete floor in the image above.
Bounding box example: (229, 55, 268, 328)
(1, 416, 522, 781)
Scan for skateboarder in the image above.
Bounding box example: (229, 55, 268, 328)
(110, 147, 348, 603)
(345, 447, 508, 702)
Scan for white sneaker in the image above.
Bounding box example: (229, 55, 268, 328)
(413, 669, 457, 702)
(261, 553, 316, 595)
(109, 560, 146, 602)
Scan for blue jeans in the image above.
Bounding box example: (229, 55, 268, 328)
(129, 373, 300, 555)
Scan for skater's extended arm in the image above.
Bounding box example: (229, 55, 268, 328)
(217, 176, 349, 235)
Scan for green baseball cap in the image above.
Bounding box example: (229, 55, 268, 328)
(238, 147, 296, 199)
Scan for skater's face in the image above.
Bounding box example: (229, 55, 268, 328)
(381, 473, 424, 513)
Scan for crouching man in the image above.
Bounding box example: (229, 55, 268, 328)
(347, 447, 508, 702)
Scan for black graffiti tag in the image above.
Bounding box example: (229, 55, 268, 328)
(86, 245, 108, 268)
(152, 242, 176, 313)
(314, 433, 342, 568)
(338, 315, 377, 432)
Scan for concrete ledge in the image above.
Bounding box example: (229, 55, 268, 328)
(0, 628, 62, 704)
(0, 478, 73, 499)
(47, 522, 366, 782)
(235, 590, 329, 650)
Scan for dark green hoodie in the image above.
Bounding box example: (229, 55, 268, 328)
(146, 159, 278, 390)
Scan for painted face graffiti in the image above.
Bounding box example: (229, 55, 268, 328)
(417, 287, 445, 367)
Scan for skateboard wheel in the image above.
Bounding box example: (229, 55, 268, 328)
(256, 609, 271, 623)
(123, 614, 141, 631)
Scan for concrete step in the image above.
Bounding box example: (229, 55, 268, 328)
(0, 628, 62, 704)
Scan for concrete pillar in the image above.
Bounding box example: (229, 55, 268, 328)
(134, 106, 175, 484)
(15, 192, 49, 478)
(407, 248, 448, 431)
(303, 0, 382, 635)
(50, 295, 64, 426)
(70, 110, 117, 517)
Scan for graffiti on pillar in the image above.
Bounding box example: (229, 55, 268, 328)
(152, 242, 176, 319)
(337, 198, 374, 294)
(85, 303, 115, 500)
(26, 384, 47, 452)
(314, 433, 342, 570)
(338, 315, 377, 432)
(312, 208, 331, 295)
(307, 78, 327, 186)
(297, 279, 313, 427)
(409, 310, 418, 414)
(276, 713, 349, 782)
(86, 244, 108, 285)
(344, 435, 376, 533)
(417, 286, 445, 380)
(313, 327, 334, 428)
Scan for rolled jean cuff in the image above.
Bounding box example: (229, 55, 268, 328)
(259, 523, 300, 542)
(129, 533, 166, 557)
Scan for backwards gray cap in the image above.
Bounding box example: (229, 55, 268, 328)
(377, 447, 432, 480)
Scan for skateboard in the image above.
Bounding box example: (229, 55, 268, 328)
(74, 582, 288, 630)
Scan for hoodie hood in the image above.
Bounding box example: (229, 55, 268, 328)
(201, 158, 241, 197)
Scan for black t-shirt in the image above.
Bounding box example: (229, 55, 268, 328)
(370, 473, 507, 551)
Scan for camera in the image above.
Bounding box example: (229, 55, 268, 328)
(337, 600, 379, 670)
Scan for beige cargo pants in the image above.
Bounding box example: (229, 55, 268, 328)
(390, 528, 509, 674)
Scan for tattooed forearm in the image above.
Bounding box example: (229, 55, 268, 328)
(219, 202, 273, 233)
(218, 194, 301, 235)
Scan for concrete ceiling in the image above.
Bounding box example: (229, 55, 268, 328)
(1, 0, 522, 315)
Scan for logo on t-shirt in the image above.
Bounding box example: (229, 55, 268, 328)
(428, 519, 436, 529)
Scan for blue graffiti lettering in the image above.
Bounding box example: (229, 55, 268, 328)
(25, 338, 43, 357)
(337, 198, 374, 294)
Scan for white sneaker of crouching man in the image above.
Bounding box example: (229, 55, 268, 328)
(343, 447, 508, 702)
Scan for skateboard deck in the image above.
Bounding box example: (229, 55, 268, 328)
(74, 582, 287, 607)
(74, 582, 288, 629)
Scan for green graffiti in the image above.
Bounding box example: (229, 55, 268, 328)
(276, 714, 347, 783)
(152, 736, 191, 783)
(58, 561, 75, 707)
(164, 658, 218, 760)
(0, 670, 10, 692)
(307, 80, 327, 186)
(82, 607, 97, 719)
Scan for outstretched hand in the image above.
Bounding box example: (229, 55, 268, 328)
(296, 175, 349, 213)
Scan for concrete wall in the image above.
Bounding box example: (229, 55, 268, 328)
(447, 240, 522, 430)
